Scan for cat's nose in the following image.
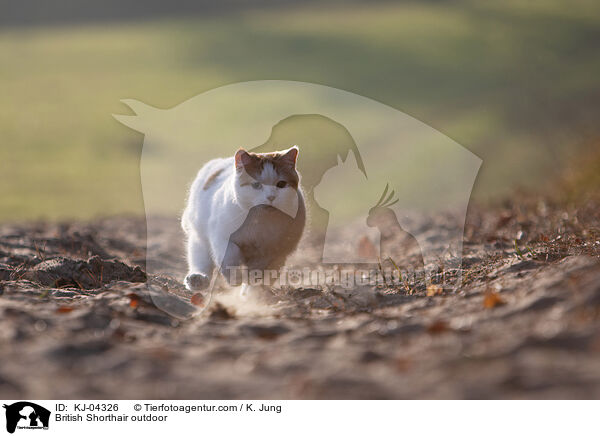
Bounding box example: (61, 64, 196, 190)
(267, 195, 276, 202)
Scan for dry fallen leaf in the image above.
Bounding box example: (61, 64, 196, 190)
(483, 290, 506, 309)
(358, 235, 377, 259)
(426, 284, 443, 297)
(496, 212, 513, 229)
(394, 357, 412, 372)
(127, 293, 140, 308)
(191, 293, 205, 307)
(427, 320, 450, 334)
(56, 306, 74, 314)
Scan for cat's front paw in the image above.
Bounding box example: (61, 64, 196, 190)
(184, 273, 210, 291)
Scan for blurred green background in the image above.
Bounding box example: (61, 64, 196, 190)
(1, 0, 599, 221)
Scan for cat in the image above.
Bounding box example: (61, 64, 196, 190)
(181, 146, 305, 292)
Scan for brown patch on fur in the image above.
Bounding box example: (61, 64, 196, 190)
(238, 151, 299, 189)
(203, 168, 224, 190)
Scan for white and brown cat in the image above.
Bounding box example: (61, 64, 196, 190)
(181, 146, 305, 292)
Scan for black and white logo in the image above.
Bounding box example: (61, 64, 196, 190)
(3, 402, 50, 434)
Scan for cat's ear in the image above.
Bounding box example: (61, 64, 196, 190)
(235, 148, 253, 170)
(280, 146, 299, 167)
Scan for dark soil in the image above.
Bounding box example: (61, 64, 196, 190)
(1, 199, 599, 399)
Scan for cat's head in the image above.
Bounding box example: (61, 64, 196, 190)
(233, 146, 300, 213)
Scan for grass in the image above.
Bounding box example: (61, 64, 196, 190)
(1, 0, 599, 220)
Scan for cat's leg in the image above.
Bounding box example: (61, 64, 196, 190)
(240, 283, 249, 297)
(216, 240, 268, 297)
(218, 240, 245, 286)
(239, 283, 273, 299)
(184, 235, 214, 291)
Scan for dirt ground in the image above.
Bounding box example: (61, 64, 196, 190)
(1, 197, 599, 399)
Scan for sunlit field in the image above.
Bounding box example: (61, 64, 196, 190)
(1, 0, 599, 220)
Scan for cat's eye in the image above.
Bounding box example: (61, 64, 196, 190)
(251, 182, 262, 190)
(276, 181, 287, 189)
